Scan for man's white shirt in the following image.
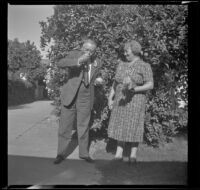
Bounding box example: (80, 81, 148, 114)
(88, 64, 92, 82)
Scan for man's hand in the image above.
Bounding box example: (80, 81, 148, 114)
(78, 53, 91, 66)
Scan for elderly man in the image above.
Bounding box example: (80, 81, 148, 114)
(54, 39, 103, 164)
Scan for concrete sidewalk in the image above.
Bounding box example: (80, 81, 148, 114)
(8, 100, 80, 159)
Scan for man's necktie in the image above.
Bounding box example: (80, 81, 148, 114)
(83, 64, 89, 87)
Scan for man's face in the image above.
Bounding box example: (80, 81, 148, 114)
(82, 42, 96, 56)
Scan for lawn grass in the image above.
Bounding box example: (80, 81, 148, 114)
(91, 134, 187, 162)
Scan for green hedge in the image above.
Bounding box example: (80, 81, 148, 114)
(8, 80, 35, 106)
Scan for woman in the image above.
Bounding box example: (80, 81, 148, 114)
(107, 40, 154, 163)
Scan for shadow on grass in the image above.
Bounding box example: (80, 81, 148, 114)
(8, 99, 52, 110)
(95, 160, 187, 185)
(8, 155, 187, 186)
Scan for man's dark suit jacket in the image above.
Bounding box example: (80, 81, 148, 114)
(57, 50, 102, 109)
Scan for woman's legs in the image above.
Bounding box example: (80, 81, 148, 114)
(114, 141, 139, 160)
(130, 142, 139, 158)
(115, 141, 124, 158)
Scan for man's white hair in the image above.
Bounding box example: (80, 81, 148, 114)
(83, 39, 97, 48)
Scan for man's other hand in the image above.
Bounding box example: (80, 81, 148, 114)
(78, 53, 91, 66)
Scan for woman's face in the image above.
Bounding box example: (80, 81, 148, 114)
(124, 45, 134, 62)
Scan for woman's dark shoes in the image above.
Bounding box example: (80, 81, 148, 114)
(129, 157, 137, 165)
(80, 156, 94, 163)
(53, 155, 65, 164)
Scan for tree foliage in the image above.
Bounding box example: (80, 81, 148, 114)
(40, 5, 188, 146)
(8, 38, 45, 83)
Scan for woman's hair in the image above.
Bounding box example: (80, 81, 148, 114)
(125, 40, 142, 56)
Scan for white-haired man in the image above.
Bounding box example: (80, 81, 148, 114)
(54, 39, 103, 164)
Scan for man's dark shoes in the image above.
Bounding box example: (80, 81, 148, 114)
(80, 156, 94, 163)
(54, 155, 65, 164)
(113, 157, 123, 161)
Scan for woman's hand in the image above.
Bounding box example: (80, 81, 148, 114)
(108, 98, 114, 110)
(123, 76, 131, 86)
(108, 84, 115, 109)
(94, 77, 104, 85)
(122, 76, 132, 91)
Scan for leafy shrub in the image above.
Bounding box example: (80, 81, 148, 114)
(40, 5, 188, 147)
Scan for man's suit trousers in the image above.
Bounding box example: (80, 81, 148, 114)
(57, 81, 91, 158)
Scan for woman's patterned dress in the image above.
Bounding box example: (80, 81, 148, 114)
(107, 59, 153, 142)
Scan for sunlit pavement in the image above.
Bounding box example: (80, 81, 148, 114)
(8, 101, 80, 159)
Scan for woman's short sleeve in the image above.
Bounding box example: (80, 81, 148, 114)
(143, 63, 153, 83)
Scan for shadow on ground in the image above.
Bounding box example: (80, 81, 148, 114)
(8, 99, 51, 110)
(95, 159, 187, 185)
(8, 104, 31, 110)
(8, 155, 187, 186)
